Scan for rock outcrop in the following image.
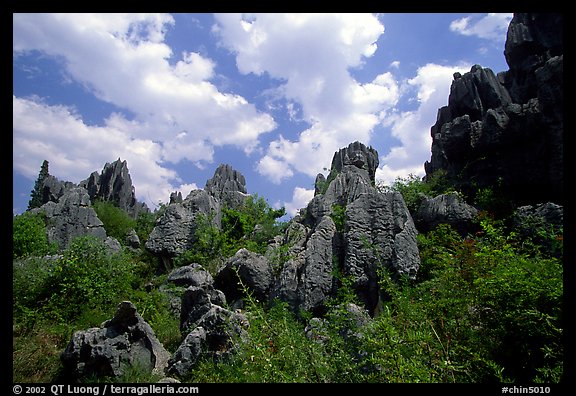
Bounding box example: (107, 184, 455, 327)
(415, 192, 479, 236)
(145, 189, 221, 265)
(61, 301, 171, 380)
(272, 141, 420, 316)
(80, 159, 149, 218)
(424, 13, 563, 207)
(25, 158, 150, 251)
(167, 285, 249, 377)
(205, 163, 250, 209)
(30, 186, 108, 250)
(145, 164, 249, 267)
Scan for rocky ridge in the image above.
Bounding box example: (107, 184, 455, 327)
(27, 159, 149, 250)
(19, 12, 563, 382)
(425, 13, 563, 206)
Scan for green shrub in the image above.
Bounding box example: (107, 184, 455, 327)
(134, 210, 157, 244)
(46, 235, 136, 321)
(175, 195, 287, 272)
(13, 212, 57, 259)
(378, 170, 454, 215)
(330, 204, 346, 233)
(93, 200, 136, 243)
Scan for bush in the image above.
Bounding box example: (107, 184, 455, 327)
(378, 170, 454, 215)
(175, 195, 287, 272)
(46, 236, 136, 321)
(13, 212, 57, 259)
(92, 200, 136, 243)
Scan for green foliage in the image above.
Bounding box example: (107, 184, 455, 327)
(131, 289, 182, 353)
(93, 200, 137, 243)
(13, 172, 563, 384)
(378, 170, 454, 214)
(175, 195, 287, 272)
(330, 204, 346, 233)
(13, 211, 57, 259)
(28, 159, 50, 210)
(511, 211, 563, 259)
(134, 210, 157, 244)
(45, 236, 136, 321)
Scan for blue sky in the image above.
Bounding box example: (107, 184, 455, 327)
(13, 13, 513, 216)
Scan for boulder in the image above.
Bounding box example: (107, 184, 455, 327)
(415, 192, 479, 236)
(30, 187, 107, 250)
(167, 263, 214, 288)
(61, 301, 171, 380)
(215, 248, 274, 304)
(168, 285, 249, 377)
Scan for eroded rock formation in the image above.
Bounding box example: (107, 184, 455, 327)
(424, 13, 563, 207)
(272, 141, 420, 316)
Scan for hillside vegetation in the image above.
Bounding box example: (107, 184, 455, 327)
(12, 176, 563, 383)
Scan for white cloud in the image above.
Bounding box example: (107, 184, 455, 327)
(282, 186, 315, 217)
(12, 13, 276, 182)
(13, 95, 186, 208)
(450, 13, 513, 41)
(214, 13, 393, 182)
(376, 62, 471, 186)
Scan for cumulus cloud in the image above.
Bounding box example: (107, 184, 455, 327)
(281, 186, 315, 217)
(450, 13, 513, 41)
(13, 95, 187, 207)
(376, 62, 471, 186)
(13, 13, 276, 197)
(214, 13, 394, 182)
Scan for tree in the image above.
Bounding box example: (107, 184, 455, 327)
(28, 160, 50, 210)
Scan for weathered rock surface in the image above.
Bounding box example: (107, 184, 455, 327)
(272, 141, 420, 316)
(205, 163, 249, 209)
(79, 158, 149, 218)
(30, 187, 108, 250)
(344, 192, 420, 313)
(415, 192, 479, 236)
(145, 164, 249, 266)
(168, 285, 249, 377)
(167, 263, 214, 288)
(271, 215, 338, 315)
(424, 13, 563, 207)
(26, 158, 150, 252)
(215, 248, 274, 305)
(38, 175, 76, 205)
(145, 189, 221, 263)
(61, 301, 171, 380)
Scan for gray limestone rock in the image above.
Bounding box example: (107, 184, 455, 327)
(168, 286, 249, 377)
(61, 301, 171, 380)
(205, 164, 249, 209)
(167, 263, 214, 288)
(425, 13, 563, 206)
(30, 187, 107, 250)
(215, 248, 274, 304)
(344, 192, 420, 314)
(145, 189, 221, 261)
(79, 159, 149, 218)
(271, 216, 337, 315)
(415, 192, 479, 236)
(273, 142, 420, 317)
